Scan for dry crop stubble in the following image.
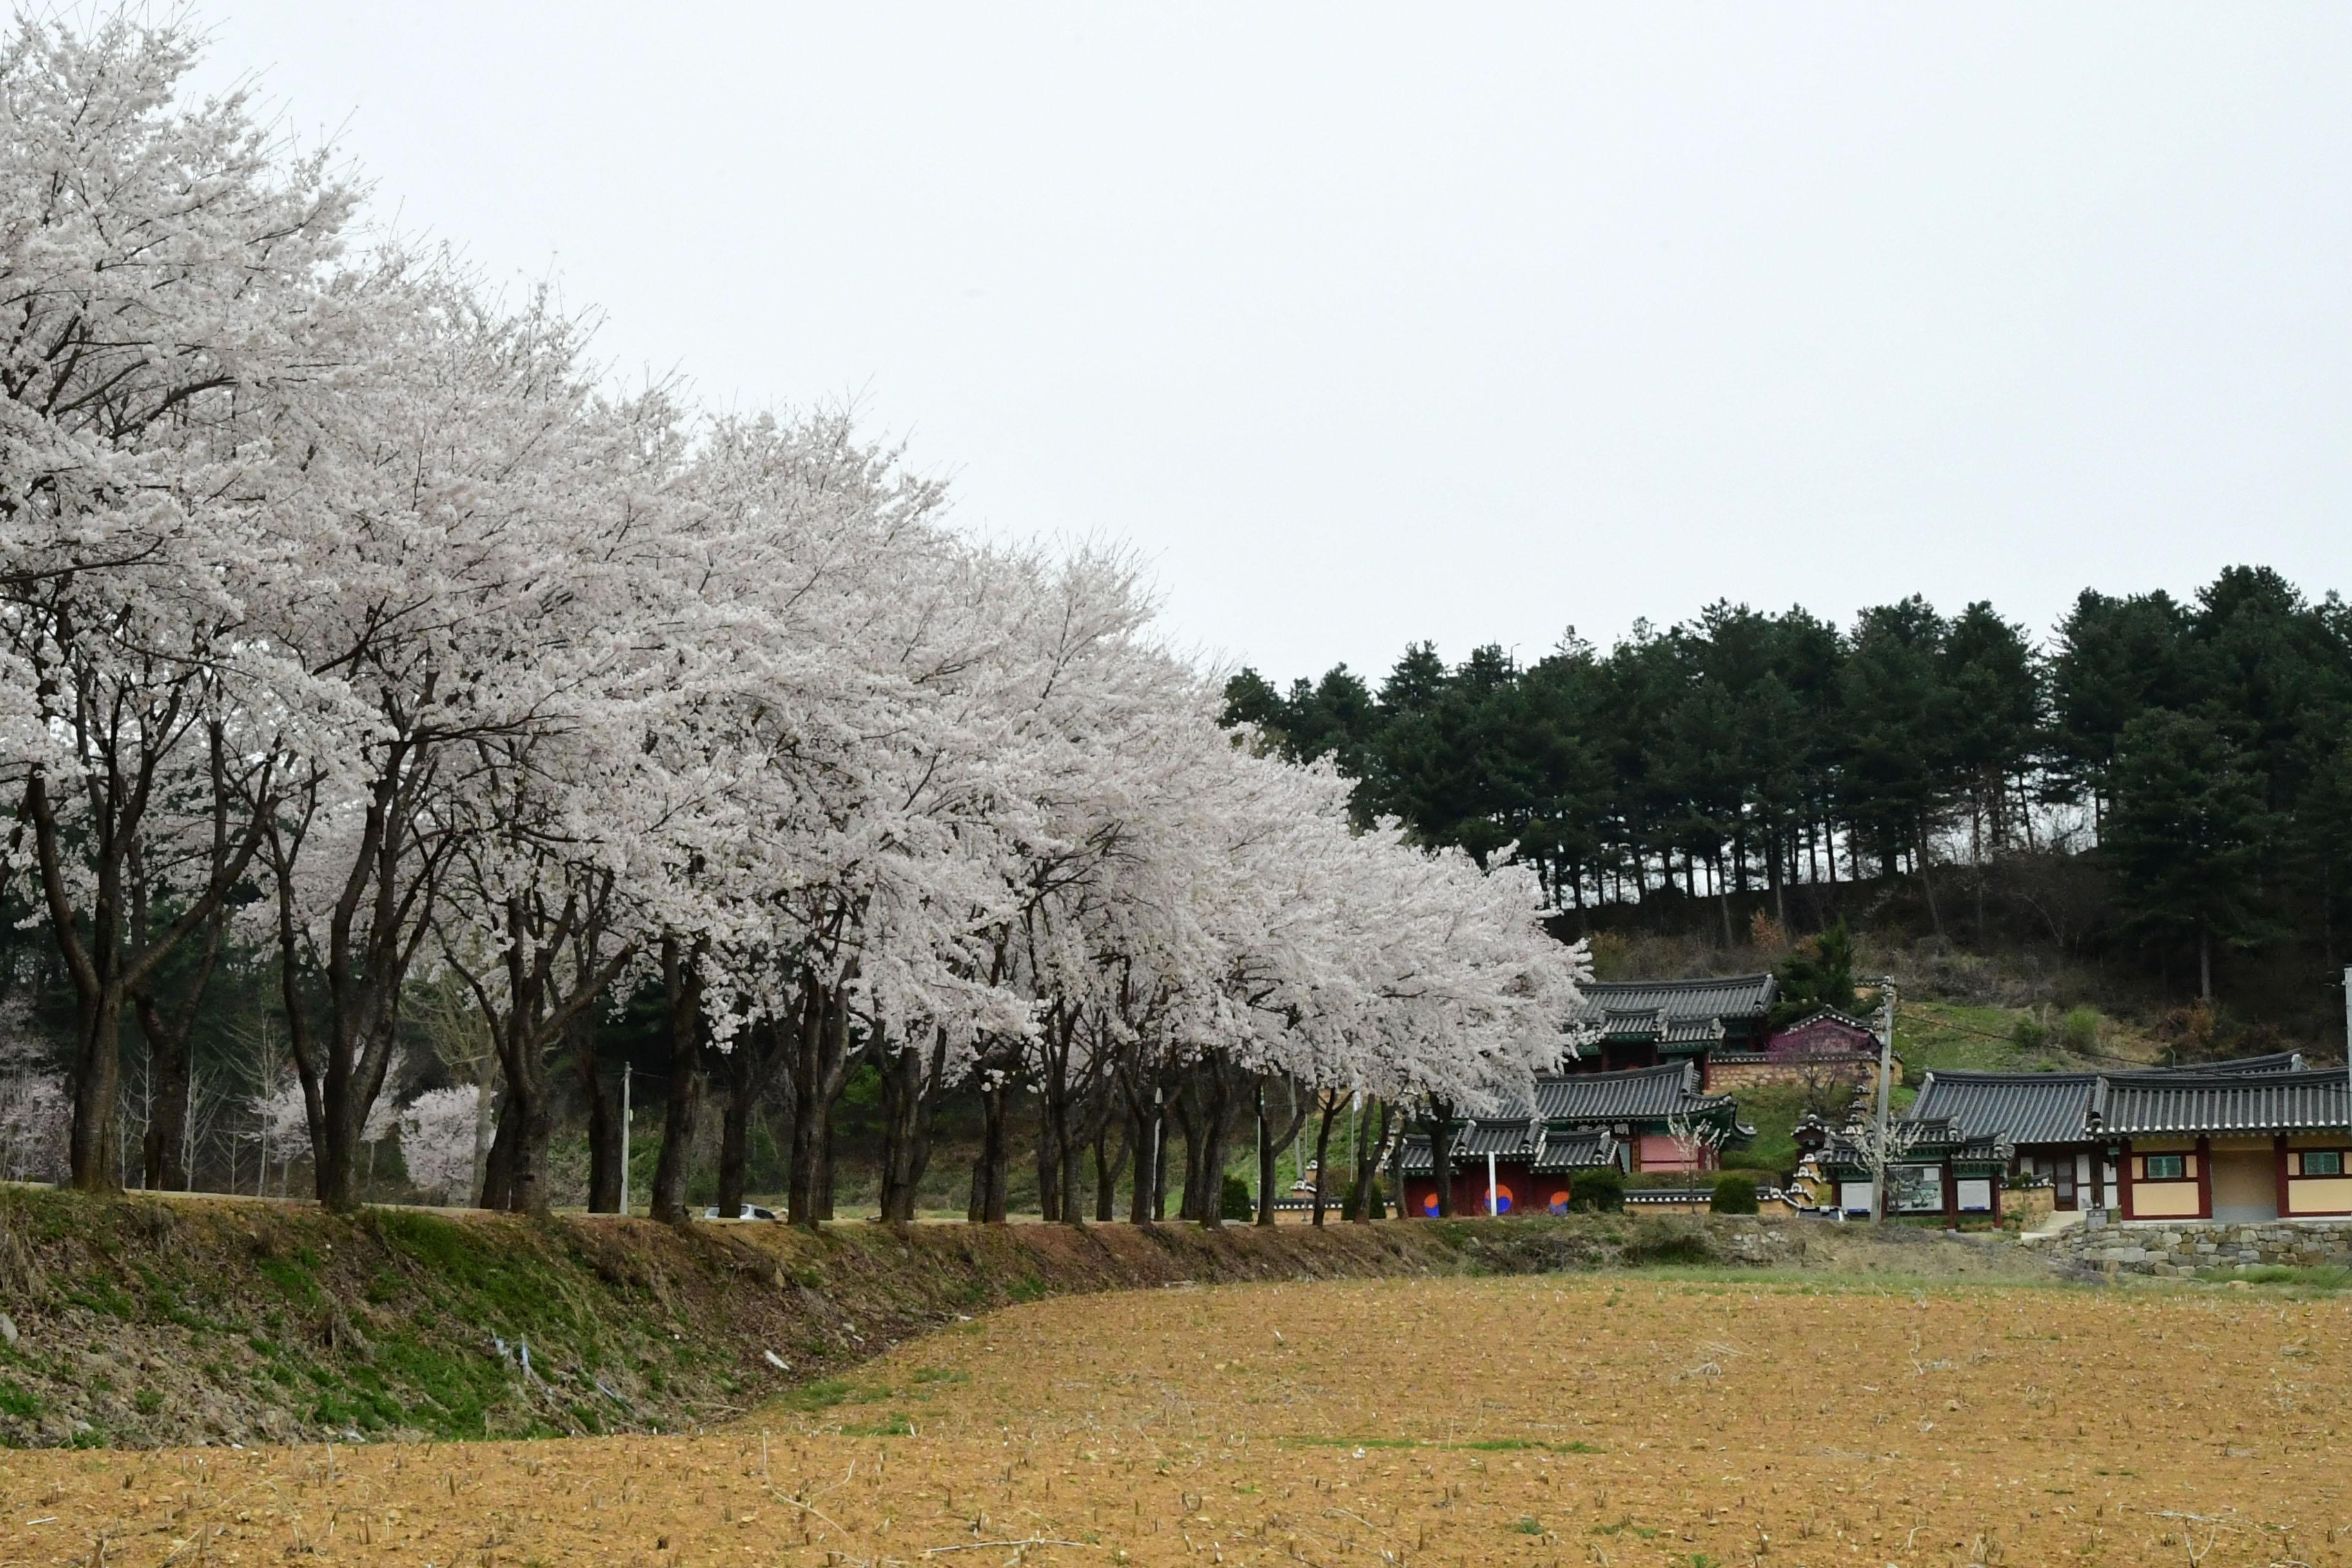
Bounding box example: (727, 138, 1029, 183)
(2, 1273, 2349, 1565)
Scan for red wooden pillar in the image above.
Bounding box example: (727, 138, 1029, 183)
(2118, 1142, 2135, 1220)
(2195, 1135, 2213, 1220)
(2275, 1134, 2292, 1219)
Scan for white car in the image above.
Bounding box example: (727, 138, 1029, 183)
(701, 1203, 779, 1221)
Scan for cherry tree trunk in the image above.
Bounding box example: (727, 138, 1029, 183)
(139, 1024, 192, 1192)
(651, 937, 708, 1225)
(1347, 1099, 1388, 1222)
(968, 1077, 1012, 1223)
(1125, 1097, 1157, 1224)
(580, 1011, 625, 1213)
(715, 1090, 755, 1217)
(1309, 1093, 1342, 1227)
(66, 992, 126, 1193)
(1424, 1099, 1456, 1218)
(875, 1037, 939, 1224)
(478, 1090, 520, 1211)
(787, 983, 855, 1226)
(1093, 1120, 1126, 1222)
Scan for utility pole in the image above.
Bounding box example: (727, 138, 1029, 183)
(1871, 975, 1897, 1224)
(617, 1069, 631, 1217)
(1148, 1084, 1164, 1222)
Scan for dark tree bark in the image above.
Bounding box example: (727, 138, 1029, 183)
(715, 1015, 790, 1218)
(26, 718, 269, 1195)
(968, 1072, 1012, 1223)
(456, 884, 633, 1217)
(876, 1029, 949, 1223)
(133, 895, 229, 1193)
(477, 1085, 518, 1210)
(1035, 1102, 1062, 1223)
(1255, 1077, 1308, 1227)
(1424, 1097, 1457, 1217)
(1092, 1116, 1128, 1222)
(1173, 1076, 1207, 1221)
(786, 976, 857, 1227)
(1117, 1071, 1164, 1224)
(1150, 1093, 1171, 1220)
(1191, 1058, 1236, 1228)
(579, 1004, 625, 1214)
(1347, 1099, 1387, 1222)
(1309, 1090, 1344, 1227)
(650, 936, 709, 1225)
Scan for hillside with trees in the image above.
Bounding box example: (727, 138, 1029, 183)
(1224, 569, 2352, 1050)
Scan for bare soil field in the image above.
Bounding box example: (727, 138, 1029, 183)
(3, 1271, 2346, 1567)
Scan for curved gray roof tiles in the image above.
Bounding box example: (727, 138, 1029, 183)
(1906, 1052, 2322, 1145)
(2088, 1067, 2349, 1137)
(1571, 974, 1776, 1024)
(1534, 1061, 1729, 1122)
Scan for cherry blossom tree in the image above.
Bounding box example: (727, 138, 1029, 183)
(0, 15, 357, 1191)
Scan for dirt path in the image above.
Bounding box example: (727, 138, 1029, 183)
(5, 1271, 2340, 1565)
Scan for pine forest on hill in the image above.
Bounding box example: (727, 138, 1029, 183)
(1224, 565, 2352, 1052)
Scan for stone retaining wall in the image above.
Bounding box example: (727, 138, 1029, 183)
(2047, 1216, 2352, 1276)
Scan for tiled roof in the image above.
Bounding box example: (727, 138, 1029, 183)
(1780, 1008, 1877, 1034)
(1662, 1016, 1728, 1048)
(1908, 1071, 2101, 1146)
(2088, 1067, 2350, 1137)
(1909, 1054, 2319, 1146)
(1532, 1128, 1618, 1171)
(1821, 1126, 2010, 1169)
(1397, 1121, 1620, 1174)
(1601, 1008, 1668, 1042)
(1534, 1061, 1727, 1122)
(1571, 974, 1776, 1026)
(2205, 1051, 2308, 1075)
(1456, 1119, 1544, 1160)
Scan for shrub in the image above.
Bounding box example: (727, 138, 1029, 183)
(2010, 1012, 2047, 1051)
(2060, 1006, 2101, 1054)
(1219, 1173, 1253, 1220)
(1621, 1220, 1715, 1266)
(1709, 1175, 1759, 1214)
(1572, 1168, 1624, 1213)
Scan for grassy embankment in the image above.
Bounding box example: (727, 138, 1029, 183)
(0, 1187, 2046, 1452)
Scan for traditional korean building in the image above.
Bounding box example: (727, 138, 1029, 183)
(1565, 975, 1777, 1077)
(1709, 1008, 1890, 1093)
(1807, 1052, 2310, 1222)
(1535, 1061, 1754, 1172)
(1803, 1115, 2014, 1219)
(1396, 1120, 1618, 1217)
(2088, 1065, 2350, 1223)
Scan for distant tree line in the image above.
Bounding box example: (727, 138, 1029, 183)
(1224, 565, 2352, 1004)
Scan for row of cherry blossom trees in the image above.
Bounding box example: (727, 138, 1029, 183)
(0, 14, 1587, 1221)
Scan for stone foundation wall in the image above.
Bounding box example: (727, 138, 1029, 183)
(1707, 1057, 1881, 1093)
(2049, 1217, 2352, 1276)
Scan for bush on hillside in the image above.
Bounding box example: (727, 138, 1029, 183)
(2061, 1006, 2102, 1054)
(1710, 1175, 1759, 1214)
(1572, 1168, 1624, 1213)
(1219, 1173, 1253, 1220)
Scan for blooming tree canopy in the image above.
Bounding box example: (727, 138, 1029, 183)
(0, 11, 1589, 1216)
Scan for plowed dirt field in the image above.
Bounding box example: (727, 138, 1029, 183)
(4, 1273, 2347, 1567)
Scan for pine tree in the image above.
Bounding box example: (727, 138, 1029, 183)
(2104, 712, 2270, 1001)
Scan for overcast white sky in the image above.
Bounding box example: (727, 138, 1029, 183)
(193, 3, 2350, 685)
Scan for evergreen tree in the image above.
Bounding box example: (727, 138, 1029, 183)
(2104, 711, 2270, 1000)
